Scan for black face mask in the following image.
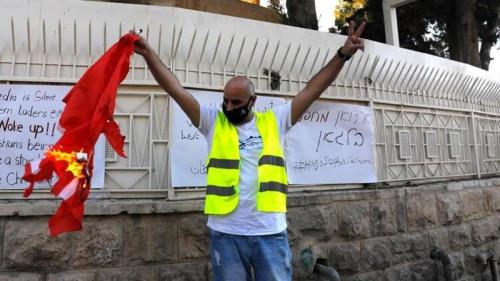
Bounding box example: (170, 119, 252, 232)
(222, 97, 253, 125)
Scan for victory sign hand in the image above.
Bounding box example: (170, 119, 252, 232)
(340, 21, 366, 57)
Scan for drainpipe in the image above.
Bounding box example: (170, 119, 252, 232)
(477, 250, 499, 281)
(430, 248, 452, 281)
(300, 247, 341, 281)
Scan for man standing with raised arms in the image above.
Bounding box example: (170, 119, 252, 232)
(133, 21, 365, 281)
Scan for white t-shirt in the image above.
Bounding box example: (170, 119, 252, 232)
(197, 101, 292, 235)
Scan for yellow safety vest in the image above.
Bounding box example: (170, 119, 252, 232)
(204, 110, 288, 215)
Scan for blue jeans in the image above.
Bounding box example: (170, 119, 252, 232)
(209, 229, 292, 281)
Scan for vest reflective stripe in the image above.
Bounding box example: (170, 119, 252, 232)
(206, 185, 236, 195)
(260, 181, 288, 193)
(208, 158, 239, 169)
(258, 155, 285, 167)
(204, 110, 288, 215)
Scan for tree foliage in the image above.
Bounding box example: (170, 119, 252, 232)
(286, 0, 318, 30)
(332, 0, 500, 70)
(267, 0, 319, 30)
(267, 0, 290, 25)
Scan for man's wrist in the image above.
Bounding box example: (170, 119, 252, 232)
(336, 47, 351, 62)
(141, 46, 155, 60)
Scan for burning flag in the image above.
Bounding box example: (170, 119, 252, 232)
(22, 33, 139, 236)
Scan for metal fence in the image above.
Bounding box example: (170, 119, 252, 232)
(1, 0, 500, 198)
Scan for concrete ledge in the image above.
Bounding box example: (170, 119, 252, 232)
(0, 177, 499, 217)
(0, 199, 205, 217)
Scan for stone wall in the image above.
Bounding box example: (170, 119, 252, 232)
(0, 178, 500, 281)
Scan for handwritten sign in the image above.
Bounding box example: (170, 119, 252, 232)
(286, 101, 376, 184)
(0, 84, 105, 189)
(170, 92, 376, 187)
(169, 90, 285, 187)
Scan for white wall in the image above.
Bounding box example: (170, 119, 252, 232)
(1, 0, 499, 198)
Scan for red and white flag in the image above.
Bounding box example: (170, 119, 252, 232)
(22, 33, 138, 236)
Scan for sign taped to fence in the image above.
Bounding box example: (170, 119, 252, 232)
(169, 90, 286, 187)
(170, 91, 376, 187)
(0, 84, 105, 189)
(286, 101, 376, 184)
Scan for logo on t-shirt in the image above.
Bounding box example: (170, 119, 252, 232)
(239, 135, 262, 151)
